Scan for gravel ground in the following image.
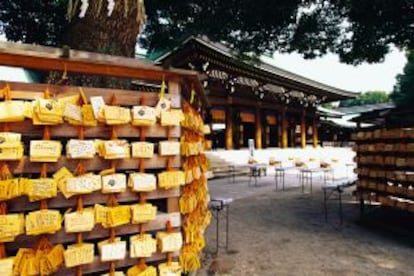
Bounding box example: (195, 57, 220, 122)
(197, 174, 414, 276)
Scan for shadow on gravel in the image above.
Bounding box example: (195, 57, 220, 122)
(356, 206, 414, 247)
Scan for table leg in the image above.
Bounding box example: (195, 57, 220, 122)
(301, 172, 304, 193)
(275, 171, 278, 191)
(255, 171, 258, 186)
(339, 190, 343, 225)
(282, 170, 285, 191)
(324, 189, 328, 222)
(215, 209, 219, 255)
(310, 172, 313, 193)
(248, 169, 252, 186)
(359, 194, 365, 219)
(225, 205, 229, 251)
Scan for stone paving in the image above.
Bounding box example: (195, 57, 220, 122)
(200, 172, 414, 276)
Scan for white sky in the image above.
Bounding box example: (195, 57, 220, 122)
(262, 48, 407, 93)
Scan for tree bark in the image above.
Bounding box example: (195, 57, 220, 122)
(58, 1, 144, 88)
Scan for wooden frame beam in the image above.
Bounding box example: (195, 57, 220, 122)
(0, 41, 209, 107)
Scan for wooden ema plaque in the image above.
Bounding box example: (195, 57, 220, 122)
(0, 81, 183, 275)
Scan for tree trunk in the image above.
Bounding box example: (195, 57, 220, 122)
(57, 0, 145, 88)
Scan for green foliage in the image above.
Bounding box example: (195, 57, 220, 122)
(1, 0, 414, 64)
(143, 0, 414, 65)
(392, 50, 414, 108)
(339, 91, 391, 107)
(0, 0, 67, 46)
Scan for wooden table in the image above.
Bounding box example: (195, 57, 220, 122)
(248, 164, 268, 186)
(299, 167, 334, 193)
(274, 166, 296, 191)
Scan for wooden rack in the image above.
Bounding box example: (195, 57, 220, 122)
(0, 41, 207, 275)
(352, 128, 414, 213)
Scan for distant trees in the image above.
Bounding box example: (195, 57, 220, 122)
(392, 50, 414, 108)
(339, 91, 391, 107)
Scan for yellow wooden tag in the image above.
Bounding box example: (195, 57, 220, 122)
(155, 98, 171, 118)
(63, 103, 83, 124)
(103, 106, 131, 125)
(57, 94, 80, 105)
(34, 99, 64, 124)
(157, 232, 183, 253)
(30, 140, 62, 162)
(13, 248, 34, 275)
(131, 106, 156, 126)
(64, 243, 94, 268)
(158, 262, 182, 276)
(23, 101, 34, 119)
(25, 209, 62, 235)
(26, 178, 57, 202)
(0, 133, 23, 159)
(0, 100, 26, 122)
(102, 272, 126, 276)
(0, 214, 24, 242)
(99, 140, 130, 159)
(131, 142, 154, 158)
(66, 139, 96, 159)
(46, 244, 65, 272)
(64, 210, 95, 233)
(203, 124, 211, 134)
(130, 203, 157, 224)
(158, 171, 185, 189)
(0, 178, 23, 200)
(159, 140, 180, 156)
(0, 180, 9, 200)
(0, 132, 21, 142)
(37, 99, 63, 116)
(181, 141, 204, 156)
(66, 174, 102, 194)
(53, 167, 75, 199)
(94, 204, 108, 225)
(128, 173, 156, 192)
(127, 265, 157, 276)
(0, 257, 14, 276)
(39, 249, 51, 276)
(0, 141, 24, 160)
(129, 234, 156, 258)
(81, 104, 98, 127)
(160, 109, 184, 126)
(0, 179, 22, 201)
(100, 240, 127, 262)
(27, 254, 40, 275)
(102, 173, 127, 193)
(106, 205, 131, 227)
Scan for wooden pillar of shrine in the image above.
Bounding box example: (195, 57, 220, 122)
(312, 116, 319, 148)
(225, 106, 234, 150)
(255, 108, 262, 149)
(282, 108, 288, 148)
(265, 124, 270, 148)
(301, 111, 306, 148)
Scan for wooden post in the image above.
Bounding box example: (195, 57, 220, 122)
(277, 115, 282, 148)
(266, 126, 270, 148)
(282, 109, 288, 148)
(255, 108, 262, 149)
(312, 116, 319, 148)
(168, 79, 181, 106)
(225, 106, 234, 150)
(301, 112, 306, 148)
